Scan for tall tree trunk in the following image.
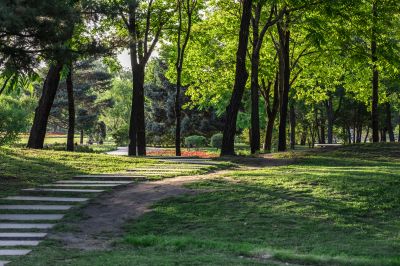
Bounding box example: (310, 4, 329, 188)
(356, 124, 362, 143)
(174, 0, 194, 156)
(66, 64, 75, 152)
(129, 63, 146, 156)
(80, 129, 84, 145)
(386, 102, 395, 142)
(347, 125, 352, 144)
(250, 6, 261, 154)
(175, 69, 182, 156)
(290, 103, 296, 149)
(320, 116, 326, 144)
(326, 96, 334, 144)
(27, 62, 63, 149)
(364, 126, 370, 143)
(371, 1, 379, 143)
(314, 108, 321, 143)
(277, 15, 290, 152)
(381, 129, 387, 142)
(221, 0, 252, 156)
(262, 74, 279, 153)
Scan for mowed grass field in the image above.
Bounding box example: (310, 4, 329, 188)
(8, 143, 400, 266)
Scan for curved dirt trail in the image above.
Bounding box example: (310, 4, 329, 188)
(50, 170, 231, 250)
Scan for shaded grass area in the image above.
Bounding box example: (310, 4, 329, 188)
(0, 147, 157, 197)
(9, 143, 400, 266)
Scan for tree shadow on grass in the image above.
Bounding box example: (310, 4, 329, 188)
(124, 168, 400, 266)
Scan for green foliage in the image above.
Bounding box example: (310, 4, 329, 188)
(111, 124, 129, 146)
(0, 96, 34, 146)
(184, 135, 207, 148)
(210, 133, 223, 149)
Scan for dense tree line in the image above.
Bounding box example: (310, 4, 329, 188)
(0, 0, 399, 156)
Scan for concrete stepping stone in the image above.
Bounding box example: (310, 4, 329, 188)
(57, 180, 132, 184)
(0, 233, 47, 240)
(0, 240, 40, 246)
(0, 223, 54, 229)
(74, 175, 143, 181)
(42, 184, 119, 187)
(0, 260, 10, 266)
(22, 188, 104, 193)
(0, 205, 72, 211)
(0, 249, 31, 255)
(4, 196, 88, 202)
(0, 214, 64, 221)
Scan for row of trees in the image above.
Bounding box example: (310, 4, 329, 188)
(1, 0, 399, 156)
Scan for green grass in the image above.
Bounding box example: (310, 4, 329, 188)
(0, 147, 157, 197)
(8, 143, 400, 265)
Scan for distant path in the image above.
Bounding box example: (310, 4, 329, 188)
(106, 147, 164, 156)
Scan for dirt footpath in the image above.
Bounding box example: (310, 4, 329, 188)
(50, 171, 230, 250)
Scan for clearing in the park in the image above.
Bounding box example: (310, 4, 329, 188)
(1, 0, 400, 265)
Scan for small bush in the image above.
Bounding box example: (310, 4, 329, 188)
(184, 135, 207, 148)
(210, 133, 223, 149)
(0, 96, 33, 146)
(111, 125, 129, 146)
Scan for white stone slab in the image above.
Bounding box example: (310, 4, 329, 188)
(75, 175, 142, 178)
(0, 214, 64, 221)
(128, 169, 193, 172)
(0, 205, 72, 211)
(0, 249, 31, 256)
(57, 180, 132, 184)
(0, 260, 10, 266)
(22, 188, 104, 193)
(0, 233, 47, 238)
(0, 241, 40, 247)
(4, 196, 88, 202)
(42, 184, 119, 187)
(0, 223, 54, 229)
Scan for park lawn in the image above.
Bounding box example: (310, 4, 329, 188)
(0, 147, 157, 197)
(9, 143, 400, 266)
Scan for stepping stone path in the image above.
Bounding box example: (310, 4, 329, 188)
(22, 188, 104, 193)
(0, 205, 72, 211)
(0, 214, 64, 221)
(0, 157, 222, 264)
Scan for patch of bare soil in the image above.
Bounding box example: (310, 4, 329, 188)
(50, 170, 231, 250)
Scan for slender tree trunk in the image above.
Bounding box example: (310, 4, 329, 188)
(314, 108, 321, 143)
(277, 15, 290, 152)
(326, 97, 334, 144)
(27, 62, 63, 149)
(364, 126, 370, 143)
(371, 1, 379, 142)
(356, 124, 362, 143)
(175, 69, 182, 156)
(250, 7, 261, 154)
(264, 113, 276, 152)
(262, 74, 279, 153)
(221, 0, 252, 156)
(320, 116, 326, 144)
(386, 102, 395, 142)
(66, 64, 75, 152)
(174, 1, 194, 156)
(381, 129, 387, 142)
(290, 103, 296, 149)
(80, 129, 84, 145)
(347, 125, 352, 144)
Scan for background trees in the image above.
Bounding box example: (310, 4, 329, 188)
(0, 0, 399, 154)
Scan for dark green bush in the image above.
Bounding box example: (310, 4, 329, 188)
(184, 135, 207, 148)
(210, 133, 223, 149)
